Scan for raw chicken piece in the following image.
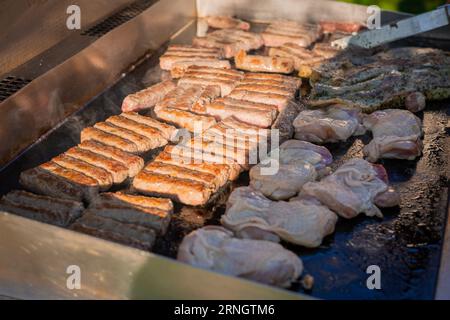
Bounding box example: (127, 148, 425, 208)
(363, 109, 423, 162)
(300, 159, 399, 219)
(178, 226, 303, 288)
(250, 160, 317, 200)
(222, 187, 337, 247)
(276, 140, 333, 172)
(293, 105, 365, 143)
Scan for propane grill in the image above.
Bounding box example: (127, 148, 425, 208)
(0, 0, 449, 300)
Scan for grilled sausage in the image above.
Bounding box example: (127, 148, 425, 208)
(121, 80, 176, 112)
(235, 50, 294, 74)
(80, 127, 139, 153)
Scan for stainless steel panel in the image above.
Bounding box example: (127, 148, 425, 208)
(0, 0, 196, 169)
(0, 0, 135, 75)
(0, 212, 307, 300)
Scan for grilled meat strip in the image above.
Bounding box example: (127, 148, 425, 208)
(159, 44, 224, 70)
(144, 161, 219, 191)
(71, 213, 156, 251)
(0, 190, 84, 227)
(78, 140, 144, 177)
(86, 192, 172, 234)
(155, 150, 230, 187)
(132, 171, 212, 206)
(193, 29, 263, 58)
(234, 50, 294, 74)
(262, 21, 322, 47)
(80, 127, 139, 153)
(120, 112, 177, 141)
(52, 154, 113, 190)
(319, 21, 364, 33)
(154, 107, 217, 132)
(121, 80, 176, 112)
(20, 162, 99, 202)
(65, 147, 128, 184)
(205, 16, 250, 30)
(106, 115, 167, 144)
(205, 97, 278, 128)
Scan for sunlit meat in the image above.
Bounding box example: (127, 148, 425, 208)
(159, 45, 227, 77)
(177, 65, 244, 96)
(177, 226, 303, 288)
(0, 190, 84, 227)
(205, 16, 250, 30)
(293, 105, 365, 143)
(119, 112, 178, 142)
(319, 21, 365, 33)
(121, 80, 176, 112)
(193, 29, 264, 58)
(262, 20, 322, 47)
(300, 158, 400, 218)
(222, 187, 337, 247)
(363, 109, 423, 162)
(234, 50, 294, 74)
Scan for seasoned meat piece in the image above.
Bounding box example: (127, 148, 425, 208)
(262, 21, 322, 47)
(178, 226, 303, 288)
(120, 112, 177, 141)
(80, 127, 138, 153)
(244, 72, 301, 88)
(154, 106, 216, 132)
(132, 171, 212, 206)
(235, 50, 294, 74)
(193, 29, 263, 58)
(144, 161, 219, 191)
(300, 159, 399, 218)
(205, 16, 250, 30)
(164, 145, 242, 181)
(293, 105, 365, 143)
(94, 122, 154, 153)
(71, 213, 156, 251)
(19, 167, 85, 202)
(52, 154, 113, 190)
(170, 60, 231, 78)
(121, 80, 176, 112)
(319, 21, 364, 33)
(177, 77, 236, 97)
(106, 115, 167, 145)
(227, 90, 290, 111)
(0, 190, 83, 227)
(78, 140, 144, 177)
(37, 162, 99, 201)
(205, 98, 278, 128)
(363, 109, 423, 162)
(250, 160, 317, 200)
(222, 187, 337, 247)
(87, 192, 172, 234)
(65, 147, 128, 184)
(155, 150, 230, 187)
(160, 45, 223, 70)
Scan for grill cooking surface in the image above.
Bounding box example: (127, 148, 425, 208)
(0, 26, 449, 299)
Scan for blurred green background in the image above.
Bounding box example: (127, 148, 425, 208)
(339, 0, 446, 14)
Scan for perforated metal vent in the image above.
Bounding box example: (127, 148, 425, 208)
(0, 76, 32, 102)
(81, 0, 156, 37)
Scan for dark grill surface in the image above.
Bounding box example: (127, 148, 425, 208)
(0, 37, 449, 300)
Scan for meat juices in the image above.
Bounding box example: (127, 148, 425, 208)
(363, 109, 423, 162)
(178, 226, 303, 288)
(234, 50, 295, 74)
(121, 80, 176, 112)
